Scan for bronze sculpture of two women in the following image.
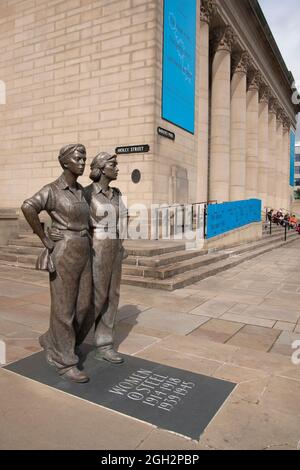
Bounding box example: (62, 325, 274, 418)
(21, 145, 125, 383)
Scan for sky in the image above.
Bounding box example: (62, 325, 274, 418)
(259, 0, 300, 139)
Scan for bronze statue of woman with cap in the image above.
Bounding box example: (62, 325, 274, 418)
(21, 144, 92, 383)
(84, 152, 127, 364)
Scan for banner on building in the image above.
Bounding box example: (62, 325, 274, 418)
(290, 131, 295, 187)
(206, 199, 262, 239)
(162, 0, 196, 134)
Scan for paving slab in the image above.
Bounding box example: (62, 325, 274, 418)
(189, 300, 235, 318)
(0, 317, 40, 338)
(151, 335, 239, 364)
(273, 330, 300, 345)
(228, 346, 293, 374)
(116, 331, 160, 356)
(258, 375, 300, 416)
(212, 365, 268, 384)
(243, 304, 300, 323)
(116, 303, 151, 322)
(0, 280, 46, 298)
(0, 368, 153, 450)
(199, 399, 300, 450)
(221, 313, 275, 328)
(215, 292, 265, 305)
(226, 325, 280, 352)
(121, 308, 210, 335)
(188, 319, 243, 343)
(273, 321, 296, 332)
(270, 330, 300, 356)
(136, 344, 222, 378)
(136, 429, 200, 450)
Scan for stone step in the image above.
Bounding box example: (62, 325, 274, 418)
(122, 231, 299, 279)
(0, 245, 43, 256)
(262, 227, 293, 236)
(7, 236, 187, 257)
(124, 240, 186, 257)
(123, 248, 208, 268)
(123, 251, 230, 280)
(121, 235, 300, 291)
(0, 251, 37, 269)
(8, 236, 44, 248)
(225, 231, 299, 256)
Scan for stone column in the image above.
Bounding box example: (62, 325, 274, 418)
(209, 25, 234, 203)
(282, 119, 291, 210)
(257, 84, 270, 209)
(197, 0, 215, 203)
(230, 52, 249, 201)
(275, 112, 284, 210)
(267, 98, 278, 208)
(246, 71, 260, 199)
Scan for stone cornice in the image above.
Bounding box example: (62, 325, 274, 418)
(200, 0, 216, 24)
(232, 51, 250, 75)
(211, 25, 235, 53)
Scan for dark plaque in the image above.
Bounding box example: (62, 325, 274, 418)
(115, 145, 150, 154)
(157, 127, 175, 141)
(4, 346, 235, 439)
(131, 169, 141, 184)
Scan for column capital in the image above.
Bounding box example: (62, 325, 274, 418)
(276, 108, 285, 125)
(200, 0, 216, 24)
(247, 70, 262, 91)
(211, 25, 235, 53)
(269, 96, 279, 115)
(283, 115, 291, 132)
(259, 83, 271, 104)
(232, 51, 250, 75)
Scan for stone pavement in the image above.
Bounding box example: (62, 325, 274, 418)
(0, 241, 300, 449)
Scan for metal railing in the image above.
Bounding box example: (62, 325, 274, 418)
(265, 209, 294, 242)
(153, 201, 217, 240)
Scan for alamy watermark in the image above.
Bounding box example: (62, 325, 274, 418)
(0, 340, 6, 365)
(291, 80, 300, 105)
(94, 199, 206, 246)
(291, 340, 300, 365)
(0, 80, 6, 105)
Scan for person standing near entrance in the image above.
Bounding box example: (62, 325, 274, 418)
(21, 144, 92, 383)
(84, 152, 127, 364)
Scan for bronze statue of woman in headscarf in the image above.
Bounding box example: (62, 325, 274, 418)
(21, 144, 92, 383)
(85, 152, 127, 364)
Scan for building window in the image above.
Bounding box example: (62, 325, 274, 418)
(295, 178, 300, 186)
(295, 167, 300, 174)
(295, 154, 300, 162)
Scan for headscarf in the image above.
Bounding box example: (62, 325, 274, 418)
(58, 143, 86, 167)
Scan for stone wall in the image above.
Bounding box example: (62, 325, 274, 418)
(204, 222, 262, 250)
(0, 0, 157, 208)
(152, 0, 201, 206)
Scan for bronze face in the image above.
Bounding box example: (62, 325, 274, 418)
(65, 149, 87, 176)
(102, 157, 119, 181)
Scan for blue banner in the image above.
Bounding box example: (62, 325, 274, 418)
(206, 199, 262, 239)
(162, 0, 196, 133)
(290, 131, 295, 187)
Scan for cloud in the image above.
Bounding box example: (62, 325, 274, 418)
(259, 0, 300, 80)
(259, 0, 300, 135)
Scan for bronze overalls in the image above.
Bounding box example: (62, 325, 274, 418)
(24, 174, 92, 372)
(84, 183, 126, 352)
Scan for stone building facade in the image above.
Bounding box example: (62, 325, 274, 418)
(0, 0, 298, 215)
